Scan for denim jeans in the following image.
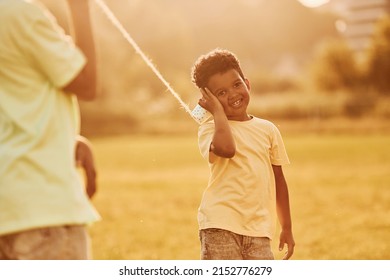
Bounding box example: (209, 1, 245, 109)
(0, 225, 90, 260)
(199, 228, 274, 260)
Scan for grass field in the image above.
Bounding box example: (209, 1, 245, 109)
(87, 128, 390, 260)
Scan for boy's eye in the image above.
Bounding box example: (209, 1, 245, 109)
(234, 81, 242, 88)
(217, 90, 226, 97)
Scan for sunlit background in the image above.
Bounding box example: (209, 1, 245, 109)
(37, 0, 390, 259)
(299, 0, 330, 8)
(40, 0, 390, 135)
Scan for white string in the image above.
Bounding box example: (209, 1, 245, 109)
(93, 0, 197, 121)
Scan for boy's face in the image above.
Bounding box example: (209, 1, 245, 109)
(206, 69, 251, 121)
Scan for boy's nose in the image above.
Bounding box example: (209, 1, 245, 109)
(228, 90, 240, 99)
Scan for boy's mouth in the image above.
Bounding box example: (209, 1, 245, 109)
(230, 98, 243, 108)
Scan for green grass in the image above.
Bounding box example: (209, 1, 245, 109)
(87, 132, 390, 260)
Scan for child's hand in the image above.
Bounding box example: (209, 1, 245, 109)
(279, 229, 295, 260)
(198, 88, 224, 116)
(75, 136, 97, 199)
(199, 88, 235, 158)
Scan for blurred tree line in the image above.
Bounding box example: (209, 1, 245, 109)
(310, 16, 390, 94)
(310, 16, 390, 117)
(85, 0, 341, 130)
(92, 0, 338, 95)
(40, 0, 390, 134)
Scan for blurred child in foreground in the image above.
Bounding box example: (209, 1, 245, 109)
(191, 49, 295, 260)
(0, 0, 100, 259)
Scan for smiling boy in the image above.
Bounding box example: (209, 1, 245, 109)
(191, 49, 295, 260)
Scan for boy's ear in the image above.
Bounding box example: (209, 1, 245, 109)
(244, 78, 251, 91)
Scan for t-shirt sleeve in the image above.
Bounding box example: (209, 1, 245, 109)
(269, 123, 290, 165)
(198, 122, 214, 161)
(21, 3, 86, 88)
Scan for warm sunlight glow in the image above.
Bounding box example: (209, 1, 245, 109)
(298, 0, 329, 8)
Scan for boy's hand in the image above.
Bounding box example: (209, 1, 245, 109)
(199, 88, 235, 158)
(279, 229, 295, 260)
(198, 88, 224, 116)
(75, 136, 97, 199)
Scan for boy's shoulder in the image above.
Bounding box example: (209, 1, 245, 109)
(237, 116, 277, 130)
(1, 0, 46, 26)
(3, 0, 40, 13)
(231, 117, 285, 139)
(250, 116, 273, 125)
(199, 116, 277, 130)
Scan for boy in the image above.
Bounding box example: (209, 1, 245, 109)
(191, 49, 295, 260)
(0, 0, 100, 259)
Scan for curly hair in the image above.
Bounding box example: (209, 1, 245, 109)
(191, 48, 245, 89)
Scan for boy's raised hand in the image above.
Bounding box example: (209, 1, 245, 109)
(199, 88, 236, 159)
(198, 88, 224, 116)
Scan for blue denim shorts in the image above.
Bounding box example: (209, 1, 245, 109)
(199, 228, 274, 260)
(0, 225, 90, 260)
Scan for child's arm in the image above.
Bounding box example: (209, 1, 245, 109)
(64, 0, 97, 101)
(273, 165, 295, 260)
(75, 135, 97, 199)
(199, 88, 235, 158)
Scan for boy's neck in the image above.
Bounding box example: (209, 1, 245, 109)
(227, 114, 252, 122)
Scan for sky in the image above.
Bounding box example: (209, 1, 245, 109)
(298, 0, 330, 8)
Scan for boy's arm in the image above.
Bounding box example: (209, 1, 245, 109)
(63, 0, 97, 101)
(75, 135, 97, 199)
(199, 88, 235, 158)
(273, 164, 295, 260)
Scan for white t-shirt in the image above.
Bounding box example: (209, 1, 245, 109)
(0, 0, 99, 235)
(198, 117, 290, 238)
